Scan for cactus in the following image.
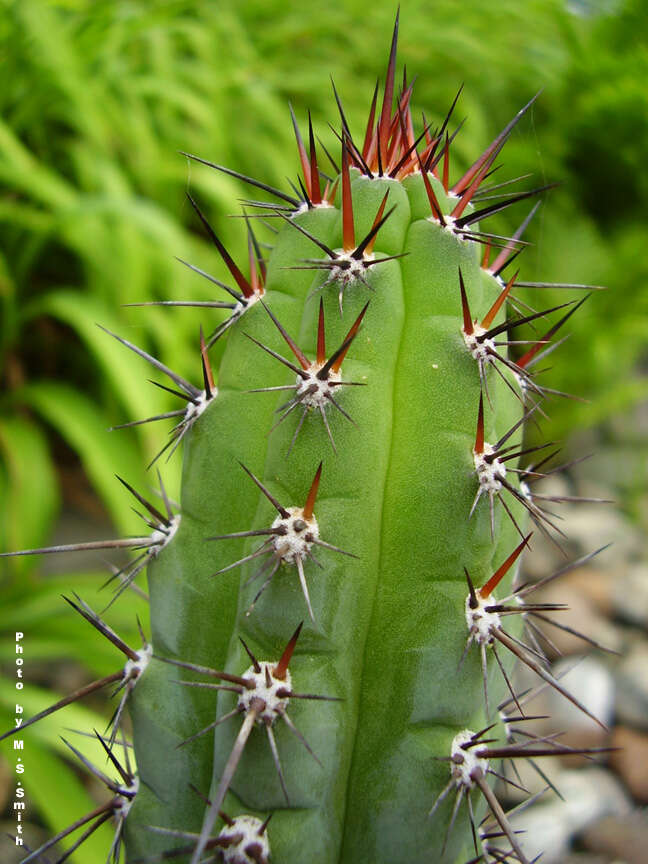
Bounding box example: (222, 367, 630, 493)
(1, 13, 613, 864)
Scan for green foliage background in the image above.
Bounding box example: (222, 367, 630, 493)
(0, 0, 646, 860)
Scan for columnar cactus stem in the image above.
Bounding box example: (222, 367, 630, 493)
(1, 14, 612, 864)
(125, 96, 529, 861)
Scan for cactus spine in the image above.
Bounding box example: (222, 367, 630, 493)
(2, 14, 610, 864)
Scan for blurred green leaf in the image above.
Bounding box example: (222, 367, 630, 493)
(0, 743, 111, 864)
(17, 382, 146, 534)
(0, 417, 59, 570)
(28, 292, 161, 449)
(0, 571, 149, 673)
(0, 680, 121, 864)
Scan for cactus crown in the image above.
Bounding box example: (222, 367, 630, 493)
(2, 12, 611, 864)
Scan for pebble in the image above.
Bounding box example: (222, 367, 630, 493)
(530, 579, 623, 657)
(499, 742, 563, 802)
(519, 463, 638, 569)
(613, 563, 648, 629)
(566, 565, 613, 616)
(609, 726, 648, 802)
(520, 506, 621, 584)
(561, 505, 641, 563)
(559, 857, 611, 864)
(510, 768, 630, 864)
(615, 642, 648, 730)
(545, 655, 615, 736)
(581, 810, 648, 864)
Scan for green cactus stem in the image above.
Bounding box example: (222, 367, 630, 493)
(0, 13, 613, 864)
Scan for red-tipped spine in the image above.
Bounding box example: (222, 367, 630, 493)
(459, 270, 474, 335)
(316, 298, 326, 366)
(341, 139, 355, 252)
(481, 271, 518, 330)
(331, 302, 369, 374)
(308, 112, 322, 205)
(364, 191, 390, 257)
(474, 393, 485, 455)
(303, 462, 323, 522)
(479, 535, 532, 598)
(274, 622, 304, 681)
(378, 9, 399, 171)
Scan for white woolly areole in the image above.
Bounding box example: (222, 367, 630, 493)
(451, 730, 489, 789)
(296, 365, 342, 409)
(293, 201, 310, 217)
(184, 388, 217, 425)
(232, 288, 261, 319)
(463, 324, 495, 365)
(115, 776, 139, 819)
(227, 289, 264, 330)
(218, 814, 271, 863)
(473, 443, 506, 493)
(293, 200, 333, 218)
(426, 213, 462, 236)
(246, 289, 264, 307)
(237, 663, 292, 724)
(327, 251, 372, 286)
(123, 643, 153, 681)
(271, 506, 319, 563)
(150, 514, 181, 554)
(232, 299, 247, 319)
(465, 591, 501, 645)
(442, 214, 459, 234)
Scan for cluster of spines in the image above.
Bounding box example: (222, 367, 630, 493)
(13, 731, 137, 864)
(0, 12, 613, 864)
(207, 462, 355, 623)
(245, 299, 368, 453)
(145, 812, 272, 864)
